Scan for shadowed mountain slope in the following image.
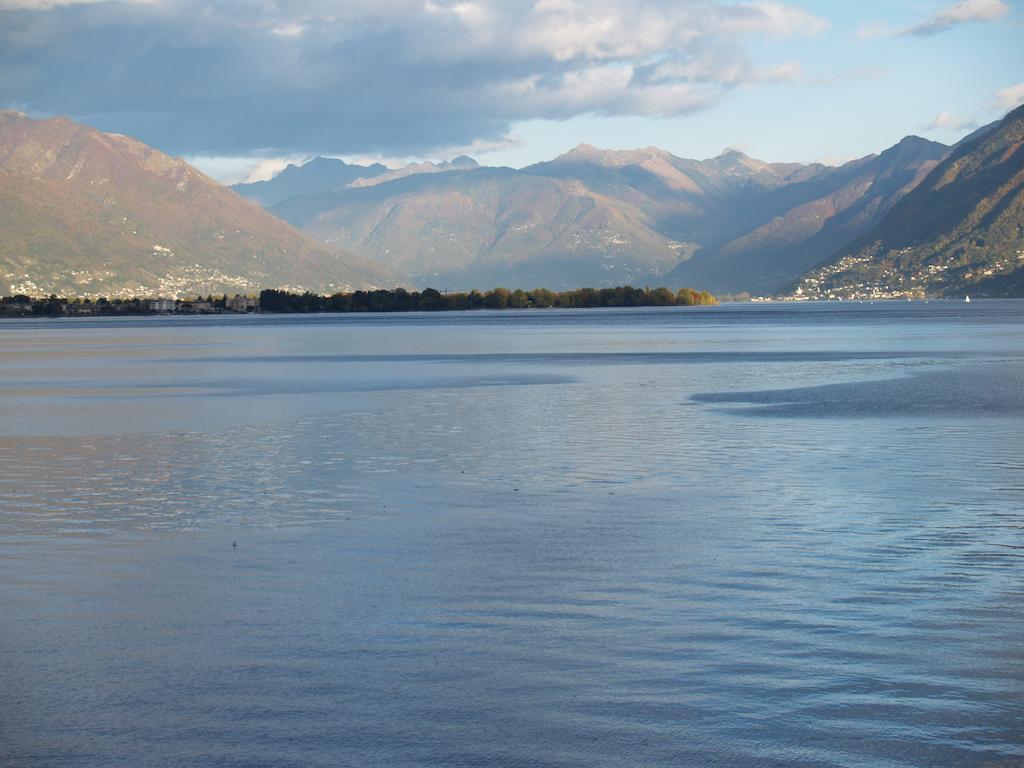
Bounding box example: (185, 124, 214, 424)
(794, 105, 1024, 298)
(667, 136, 948, 293)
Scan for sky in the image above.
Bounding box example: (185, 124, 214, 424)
(1, 0, 1021, 182)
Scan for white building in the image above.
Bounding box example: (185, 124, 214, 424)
(226, 295, 259, 313)
(146, 298, 176, 313)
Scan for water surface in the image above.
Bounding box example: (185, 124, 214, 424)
(1, 302, 1022, 767)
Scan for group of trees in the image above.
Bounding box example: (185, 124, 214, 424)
(2, 285, 718, 317)
(259, 286, 718, 313)
(1, 294, 74, 316)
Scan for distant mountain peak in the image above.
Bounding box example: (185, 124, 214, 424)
(553, 143, 602, 162)
(877, 135, 948, 164)
(307, 155, 349, 167)
(716, 147, 749, 159)
(447, 155, 479, 169)
(344, 156, 483, 189)
(555, 143, 671, 168)
(232, 155, 389, 206)
(894, 135, 942, 149)
(706, 147, 776, 177)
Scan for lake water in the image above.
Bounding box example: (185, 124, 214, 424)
(1, 301, 1022, 767)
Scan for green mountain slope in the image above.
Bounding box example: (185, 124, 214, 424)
(0, 112, 396, 297)
(794, 106, 1024, 299)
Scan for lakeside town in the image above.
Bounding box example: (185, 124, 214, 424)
(0, 293, 259, 317)
(792, 249, 1024, 301)
(3, 283, 1005, 317)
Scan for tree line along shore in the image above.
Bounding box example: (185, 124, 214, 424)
(259, 286, 718, 313)
(1, 286, 718, 317)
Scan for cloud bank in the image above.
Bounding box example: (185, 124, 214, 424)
(0, 0, 826, 157)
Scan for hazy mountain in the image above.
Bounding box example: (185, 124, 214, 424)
(269, 139, 948, 293)
(523, 146, 827, 251)
(0, 112, 396, 297)
(231, 156, 388, 207)
(794, 105, 1024, 298)
(272, 167, 684, 289)
(232, 155, 480, 204)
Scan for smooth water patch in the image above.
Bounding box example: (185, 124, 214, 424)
(693, 361, 1024, 418)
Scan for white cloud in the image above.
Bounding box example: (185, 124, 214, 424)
(994, 82, 1024, 112)
(857, 21, 895, 39)
(434, 0, 827, 63)
(270, 23, 306, 38)
(720, 1, 829, 37)
(243, 156, 308, 183)
(453, 133, 526, 159)
(185, 154, 310, 185)
(921, 111, 978, 132)
(495, 63, 718, 119)
(908, 0, 1009, 34)
(862, 0, 1010, 37)
(750, 61, 804, 84)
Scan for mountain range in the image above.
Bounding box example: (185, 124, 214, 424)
(249, 136, 952, 294)
(0, 111, 395, 298)
(2, 108, 1021, 299)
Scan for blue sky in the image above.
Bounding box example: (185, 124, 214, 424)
(1, 0, 1020, 181)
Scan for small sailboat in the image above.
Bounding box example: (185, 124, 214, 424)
(965, 295, 971, 303)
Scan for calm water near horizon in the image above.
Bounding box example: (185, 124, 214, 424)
(1, 301, 1022, 767)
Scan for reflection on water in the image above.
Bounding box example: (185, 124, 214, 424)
(1, 302, 1023, 767)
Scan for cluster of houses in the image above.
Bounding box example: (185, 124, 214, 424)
(143, 295, 259, 314)
(0, 294, 260, 317)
